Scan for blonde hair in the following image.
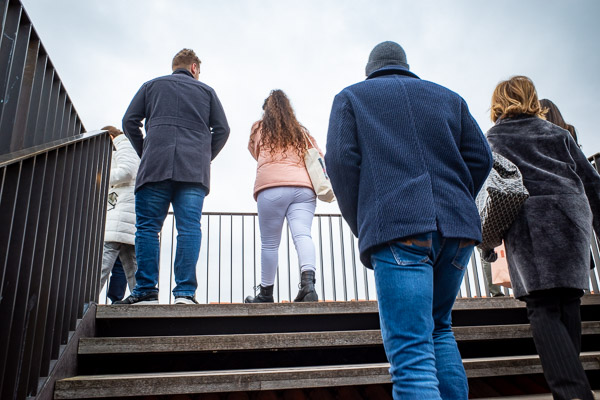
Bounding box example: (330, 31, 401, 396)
(172, 48, 201, 71)
(490, 76, 546, 122)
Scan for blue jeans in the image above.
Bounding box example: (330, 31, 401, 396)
(371, 232, 474, 400)
(133, 180, 206, 298)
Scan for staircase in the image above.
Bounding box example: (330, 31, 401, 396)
(53, 296, 600, 399)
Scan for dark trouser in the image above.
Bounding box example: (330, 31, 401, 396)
(523, 288, 593, 400)
(107, 258, 127, 303)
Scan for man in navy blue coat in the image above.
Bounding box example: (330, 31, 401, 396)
(118, 49, 230, 305)
(325, 42, 492, 399)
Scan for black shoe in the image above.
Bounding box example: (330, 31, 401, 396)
(113, 292, 158, 305)
(294, 271, 318, 302)
(245, 285, 274, 303)
(175, 295, 198, 304)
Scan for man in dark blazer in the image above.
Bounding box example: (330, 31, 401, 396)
(325, 41, 492, 399)
(118, 48, 230, 305)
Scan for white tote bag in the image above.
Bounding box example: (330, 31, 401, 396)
(303, 133, 336, 203)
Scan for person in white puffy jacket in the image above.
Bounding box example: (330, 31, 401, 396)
(100, 126, 140, 295)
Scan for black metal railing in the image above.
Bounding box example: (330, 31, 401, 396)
(0, 0, 85, 157)
(100, 211, 600, 304)
(588, 153, 600, 295)
(0, 130, 111, 399)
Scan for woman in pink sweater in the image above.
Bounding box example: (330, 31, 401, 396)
(245, 89, 323, 303)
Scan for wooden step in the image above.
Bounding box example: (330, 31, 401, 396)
(94, 296, 600, 338)
(54, 352, 600, 399)
(78, 330, 383, 354)
(477, 392, 600, 400)
(79, 322, 600, 355)
(455, 320, 600, 341)
(95, 301, 379, 319)
(95, 295, 600, 320)
(463, 352, 600, 378)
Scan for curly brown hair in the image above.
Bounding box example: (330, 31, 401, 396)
(490, 76, 547, 122)
(251, 90, 308, 159)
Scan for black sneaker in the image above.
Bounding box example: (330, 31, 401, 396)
(174, 295, 198, 305)
(113, 293, 158, 305)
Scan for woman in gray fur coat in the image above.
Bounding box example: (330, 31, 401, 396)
(486, 76, 599, 400)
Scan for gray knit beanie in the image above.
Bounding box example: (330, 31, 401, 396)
(365, 41, 409, 76)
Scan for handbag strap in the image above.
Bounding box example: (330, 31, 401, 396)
(302, 131, 315, 151)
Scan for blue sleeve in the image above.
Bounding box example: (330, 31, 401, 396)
(325, 93, 361, 237)
(459, 99, 493, 196)
(122, 84, 147, 158)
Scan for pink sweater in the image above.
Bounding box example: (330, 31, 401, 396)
(249, 122, 324, 201)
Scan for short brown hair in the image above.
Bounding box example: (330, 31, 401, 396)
(490, 76, 546, 122)
(172, 48, 201, 71)
(102, 125, 122, 138)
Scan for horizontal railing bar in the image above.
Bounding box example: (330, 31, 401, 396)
(0, 129, 107, 168)
(178, 212, 344, 218)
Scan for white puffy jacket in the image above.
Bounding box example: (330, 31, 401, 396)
(104, 135, 139, 245)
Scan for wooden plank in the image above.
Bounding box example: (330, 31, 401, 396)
(477, 393, 600, 400)
(463, 352, 600, 378)
(54, 363, 391, 399)
(453, 294, 600, 310)
(79, 322, 600, 355)
(454, 321, 600, 341)
(54, 352, 600, 399)
(95, 295, 600, 319)
(78, 330, 383, 354)
(96, 301, 379, 319)
(477, 395, 554, 400)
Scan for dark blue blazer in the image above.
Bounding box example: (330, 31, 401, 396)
(123, 69, 230, 193)
(325, 66, 493, 267)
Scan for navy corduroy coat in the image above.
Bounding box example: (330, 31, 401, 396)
(123, 69, 230, 193)
(325, 66, 493, 267)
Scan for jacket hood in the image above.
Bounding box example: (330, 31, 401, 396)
(112, 134, 129, 146)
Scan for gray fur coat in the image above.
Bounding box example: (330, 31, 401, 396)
(486, 115, 600, 298)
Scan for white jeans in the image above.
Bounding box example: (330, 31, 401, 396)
(257, 186, 317, 286)
(100, 242, 137, 292)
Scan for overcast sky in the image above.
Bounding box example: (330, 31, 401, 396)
(21, 0, 600, 214)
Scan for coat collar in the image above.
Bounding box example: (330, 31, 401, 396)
(173, 68, 194, 78)
(495, 114, 539, 126)
(366, 65, 420, 80)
